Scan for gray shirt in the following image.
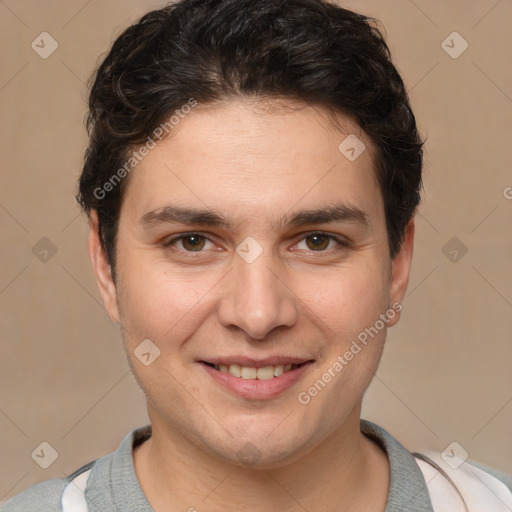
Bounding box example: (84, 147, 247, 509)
(1, 419, 508, 511)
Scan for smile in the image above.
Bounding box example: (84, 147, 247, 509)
(200, 360, 314, 399)
(205, 362, 304, 380)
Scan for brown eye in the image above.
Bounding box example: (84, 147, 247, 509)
(305, 234, 331, 251)
(180, 234, 206, 251)
(163, 233, 218, 259)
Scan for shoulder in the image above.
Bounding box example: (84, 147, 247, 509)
(414, 451, 512, 512)
(361, 420, 511, 512)
(1, 478, 67, 512)
(1, 461, 96, 512)
(1, 426, 150, 512)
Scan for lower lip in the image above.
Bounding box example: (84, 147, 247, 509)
(201, 362, 313, 400)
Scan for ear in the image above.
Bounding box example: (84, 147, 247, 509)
(88, 210, 120, 323)
(386, 217, 415, 327)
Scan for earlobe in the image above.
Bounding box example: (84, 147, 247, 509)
(387, 218, 415, 327)
(87, 211, 121, 323)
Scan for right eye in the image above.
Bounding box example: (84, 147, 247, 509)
(163, 233, 215, 253)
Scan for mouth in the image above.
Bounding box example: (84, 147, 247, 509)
(199, 359, 314, 400)
(201, 361, 308, 380)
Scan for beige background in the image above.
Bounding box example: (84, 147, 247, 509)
(1, 0, 511, 502)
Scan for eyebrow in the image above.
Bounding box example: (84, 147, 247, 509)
(138, 203, 370, 230)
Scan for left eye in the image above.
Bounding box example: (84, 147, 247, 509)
(295, 233, 342, 252)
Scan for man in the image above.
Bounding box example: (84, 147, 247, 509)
(3, 0, 511, 511)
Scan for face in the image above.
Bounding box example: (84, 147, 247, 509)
(90, 99, 413, 468)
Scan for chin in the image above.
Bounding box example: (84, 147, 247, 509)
(200, 419, 317, 470)
(219, 439, 309, 470)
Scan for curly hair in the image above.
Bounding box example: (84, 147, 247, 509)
(77, 0, 424, 278)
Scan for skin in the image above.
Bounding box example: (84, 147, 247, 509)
(89, 98, 415, 511)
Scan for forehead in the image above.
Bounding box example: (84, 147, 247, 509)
(120, 99, 383, 228)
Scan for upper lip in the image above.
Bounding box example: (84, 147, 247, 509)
(200, 356, 314, 367)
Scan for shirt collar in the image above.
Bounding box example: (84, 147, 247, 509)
(361, 419, 434, 512)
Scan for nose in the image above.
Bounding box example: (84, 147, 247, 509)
(217, 246, 299, 340)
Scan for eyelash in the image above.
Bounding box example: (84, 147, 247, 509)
(162, 231, 350, 257)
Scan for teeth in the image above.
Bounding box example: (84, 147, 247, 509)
(214, 363, 300, 379)
(241, 367, 257, 379)
(228, 364, 241, 378)
(273, 365, 284, 377)
(256, 366, 275, 380)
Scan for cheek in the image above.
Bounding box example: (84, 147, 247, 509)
(297, 258, 390, 342)
(115, 254, 218, 347)
(294, 264, 391, 425)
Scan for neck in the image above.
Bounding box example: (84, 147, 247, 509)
(134, 408, 389, 512)
(133, 407, 389, 512)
